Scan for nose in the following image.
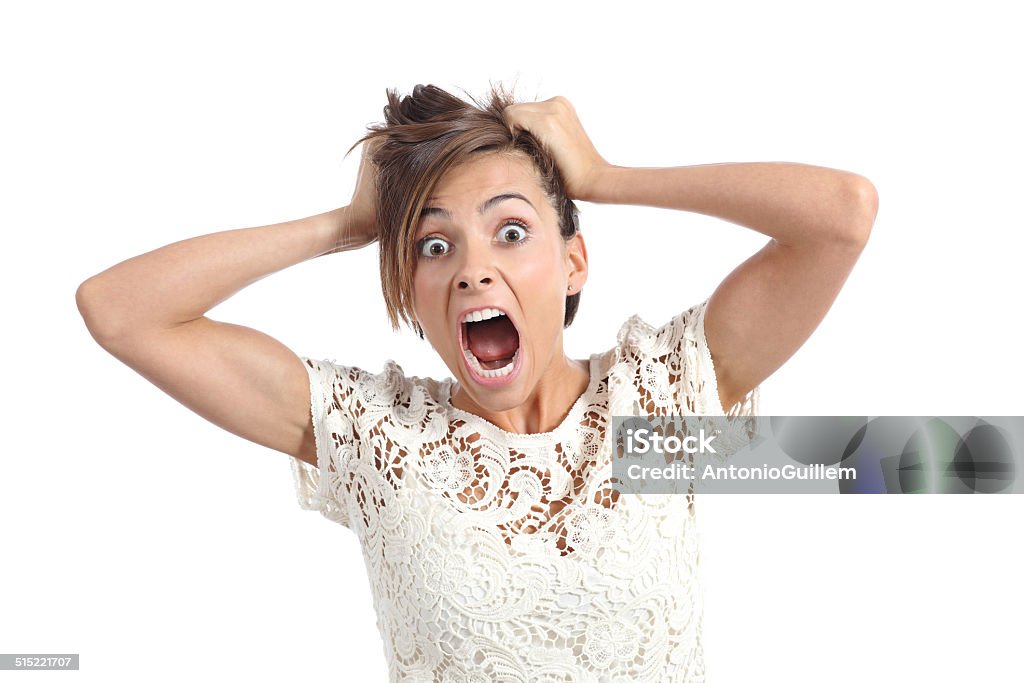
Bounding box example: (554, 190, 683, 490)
(454, 241, 496, 291)
(457, 271, 493, 291)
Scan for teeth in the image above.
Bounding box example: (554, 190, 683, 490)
(459, 307, 517, 379)
(463, 307, 506, 324)
(462, 346, 518, 379)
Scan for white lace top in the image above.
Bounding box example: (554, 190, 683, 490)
(290, 298, 760, 682)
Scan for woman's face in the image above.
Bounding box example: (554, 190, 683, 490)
(411, 151, 587, 412)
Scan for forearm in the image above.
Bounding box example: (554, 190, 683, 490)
(77, 205, 349, 338)
(586, 162, 876, 246)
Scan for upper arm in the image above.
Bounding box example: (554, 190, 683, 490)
(94, 317, 318, 465)
(703, 179, 877, 410)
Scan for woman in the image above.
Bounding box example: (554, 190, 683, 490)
(76, 83, 877, 681)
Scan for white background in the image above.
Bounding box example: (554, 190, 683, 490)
(3, 1, 1022, 681)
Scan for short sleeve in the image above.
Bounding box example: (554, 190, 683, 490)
(676, 298, 760, 417)
(616, 298, 761, 417)
(289, 356, 362, 531)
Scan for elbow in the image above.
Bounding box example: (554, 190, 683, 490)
(75, 278, 97, 325)
(76, 277, 123, 344)
(838, 174, 878, 247)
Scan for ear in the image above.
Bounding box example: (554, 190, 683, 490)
(564, 231, 589, 292)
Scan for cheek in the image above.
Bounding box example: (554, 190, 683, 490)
(412, 268, 447, 329)
(511, 248, 569, 336)
(515, 244, 567, 295)
(412, 263, 439, 297)
(519, 262, 556, 296)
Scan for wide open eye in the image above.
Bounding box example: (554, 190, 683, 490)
(498, 219, 530, 245)
(419, 236, 451, 258)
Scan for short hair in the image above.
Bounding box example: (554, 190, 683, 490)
(346, 82, 582, 334)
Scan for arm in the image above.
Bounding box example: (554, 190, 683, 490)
(77, 206, 347, 335)
(76, 142, 381, 464)
(586, 162, 879, 411)
(76, 207, 349, 465)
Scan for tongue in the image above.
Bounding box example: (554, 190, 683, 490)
(466, 316, 519, 362)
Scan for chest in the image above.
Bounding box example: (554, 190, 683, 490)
(424, 423, 626, 556)
(351, 414, 642, 559)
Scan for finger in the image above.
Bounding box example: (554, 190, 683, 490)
(504, 106, 519, 135)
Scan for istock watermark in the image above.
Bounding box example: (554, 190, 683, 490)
(622, 425, 718, 455)
(610, 416, 1024, 494)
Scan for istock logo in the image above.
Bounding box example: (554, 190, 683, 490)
(625, 427, 718, 455)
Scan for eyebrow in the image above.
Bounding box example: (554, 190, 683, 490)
(420, 192, 536, 221)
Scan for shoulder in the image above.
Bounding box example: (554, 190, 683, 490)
(299, 356, 375, 387)
(299, 356, 449, 412)
(607, 299, 734, 415)
(614, 299, 708, 361)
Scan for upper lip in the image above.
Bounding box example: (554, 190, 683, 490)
(455, 304, 520, 349)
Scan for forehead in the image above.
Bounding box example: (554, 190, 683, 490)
(425, 152, 545, 210)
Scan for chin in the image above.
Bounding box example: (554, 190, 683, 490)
(450, 343, 530, 406)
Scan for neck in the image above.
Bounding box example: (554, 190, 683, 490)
(451, 352, 591, 435)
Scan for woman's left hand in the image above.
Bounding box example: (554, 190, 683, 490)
(504, 96, 613, 202)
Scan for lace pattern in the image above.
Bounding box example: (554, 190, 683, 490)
(290, 298, 761, 682)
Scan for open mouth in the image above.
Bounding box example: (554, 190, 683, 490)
(459, 308, 521, 380)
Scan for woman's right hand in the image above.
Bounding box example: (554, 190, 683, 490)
(338, 137, 382, 250)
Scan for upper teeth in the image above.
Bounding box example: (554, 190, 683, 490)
(463, 308, 505, 324)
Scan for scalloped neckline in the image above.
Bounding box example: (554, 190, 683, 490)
(443, 352, 603, 442)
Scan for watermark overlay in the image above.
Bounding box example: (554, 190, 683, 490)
(0, 654, 79, 670)
(611, 416, 1023, 493)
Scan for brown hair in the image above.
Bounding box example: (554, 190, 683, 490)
(345, 82, 582, 335)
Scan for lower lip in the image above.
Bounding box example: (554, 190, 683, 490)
(458, 324, 523, 388)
